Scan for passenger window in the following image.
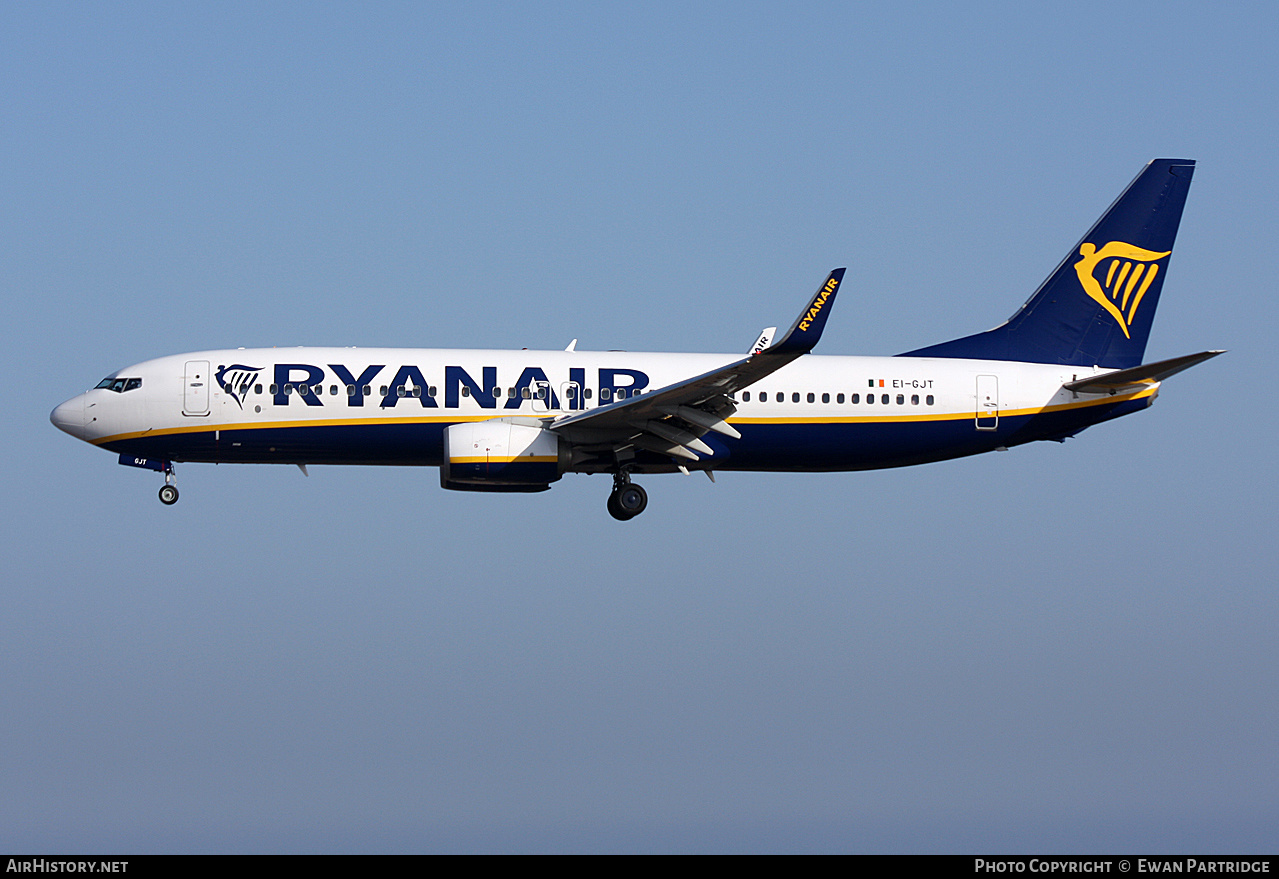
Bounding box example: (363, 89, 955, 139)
(896, 394, 904, 405)
(743, 391, 751, 402)
(867, 394, 874, 404)
(851, 394, 859, 403)
(821, 393, 829, 403)
(524, 387, 533, 399)
(912, 394, 919, 405)
(428, 386, 437, 397)
(616, 388, 626, 400)
(461, 386, 470, 397)
(255, 384, 263, 395)
(270, 384, 279, 395)
(412, 387, 422, 397)
(837, 393, 845, 404)
(926, 395, 935, 405)
(585, 388, 592, 399)
(882, 394, 889, 404)
(600, 388, 611, 401)
(346, 385, 356, 396)
(363, 385, 371, 396)
(777, 392, 785, 403)
(397, 386, 406, 397)
(380, 386, 388, 396)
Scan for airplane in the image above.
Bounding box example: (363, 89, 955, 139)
(51, 158, 1221, 520)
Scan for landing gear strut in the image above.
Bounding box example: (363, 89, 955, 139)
(158, 464, 178, 505)
(607, 472, 647, 521)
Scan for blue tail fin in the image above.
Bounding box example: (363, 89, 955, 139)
(900, 158, 1195, 369)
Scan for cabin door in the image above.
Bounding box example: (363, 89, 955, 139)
(184, 360, 210, 416)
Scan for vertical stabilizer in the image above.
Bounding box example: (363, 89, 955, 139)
(901, 159, 1195, 368)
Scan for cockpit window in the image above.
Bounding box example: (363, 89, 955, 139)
(94, 377, 142, 393)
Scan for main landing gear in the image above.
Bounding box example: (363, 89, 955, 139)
(158, 463, 178, 505)
(607, 472, 647, 521)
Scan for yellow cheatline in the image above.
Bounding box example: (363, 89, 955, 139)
(729, 386, 1156, 426)
(91, 412, 518, 445)
(92, 386, 1156, 445)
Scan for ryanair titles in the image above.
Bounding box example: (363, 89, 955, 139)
(217, 361, 651, 412)
(797, 275, 840, 333)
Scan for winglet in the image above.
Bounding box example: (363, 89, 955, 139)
(749, 327, 776, 354)
(766, 268, 845, 356)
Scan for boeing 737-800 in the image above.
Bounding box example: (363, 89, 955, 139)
(51, 159, 1220, 519)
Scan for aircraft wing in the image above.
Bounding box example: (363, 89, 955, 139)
(550, 268, 844, 461)
(1063, 350, 1224, 395)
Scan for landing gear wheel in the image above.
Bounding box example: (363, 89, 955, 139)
(158, 484, 179, 505)
(607, 490, 627, 521)
(608, 482, 648, 520)
(618, 483, 647, 517)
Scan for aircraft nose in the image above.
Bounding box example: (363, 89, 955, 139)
(50, 395, 86, 440)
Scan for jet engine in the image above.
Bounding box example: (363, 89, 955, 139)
(440, 420, 569, 492)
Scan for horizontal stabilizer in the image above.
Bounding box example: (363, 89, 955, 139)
(1063, 350, 1223, 395)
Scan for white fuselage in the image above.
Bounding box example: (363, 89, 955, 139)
(52, 347, 1155, 473)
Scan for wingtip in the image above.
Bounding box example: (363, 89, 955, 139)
(768, 268, 845, 355)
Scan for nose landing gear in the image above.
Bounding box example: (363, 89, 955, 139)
(158, 463, 178, 505)
(607, 472, 647, 521)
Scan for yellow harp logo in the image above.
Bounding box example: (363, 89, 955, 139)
(1073, 241, 1171, 338)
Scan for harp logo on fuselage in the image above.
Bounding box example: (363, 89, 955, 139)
(214, 364, 263, 409)
(1073, 241, 1171, 339)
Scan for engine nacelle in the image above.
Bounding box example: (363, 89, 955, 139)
(440, 420, 568, 492)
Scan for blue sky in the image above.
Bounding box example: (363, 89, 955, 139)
(3, 1, 1275, 853)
